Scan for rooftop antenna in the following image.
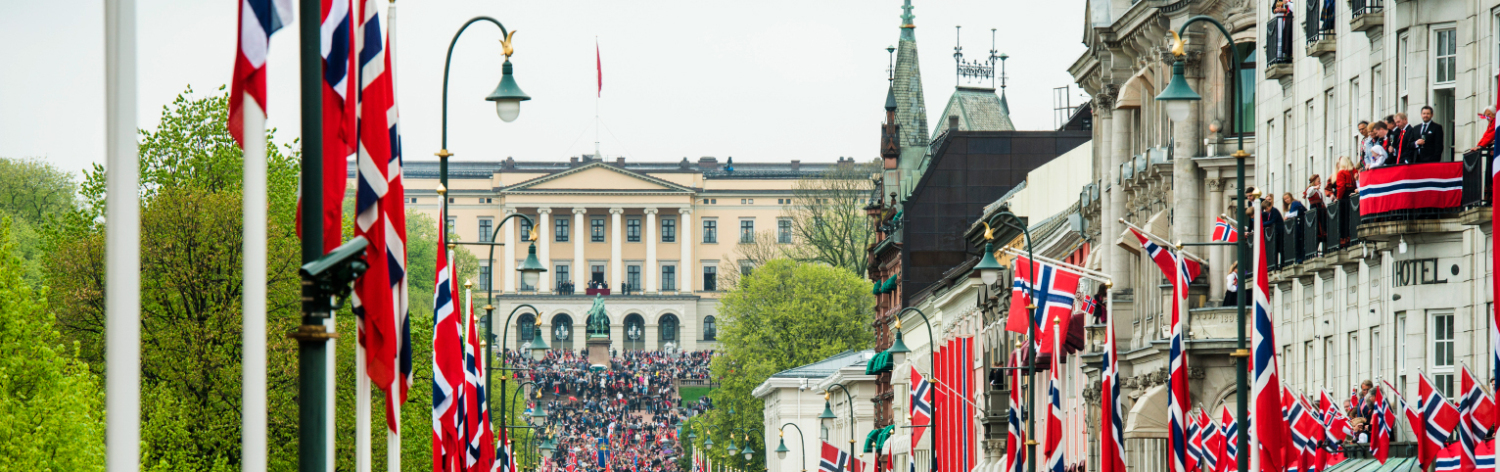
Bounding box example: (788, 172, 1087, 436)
(952, 25, 963, 84)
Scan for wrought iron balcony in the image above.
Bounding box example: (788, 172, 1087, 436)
(1351, 0, 1384, 33)
(1265, 15, 1295, 79)
(1305, 0, 1336, 58)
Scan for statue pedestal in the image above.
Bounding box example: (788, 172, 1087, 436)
(586, 337, 611, 366)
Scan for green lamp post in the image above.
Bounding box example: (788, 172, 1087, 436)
(487, 59, 532, 122)
(1155, 60, 1202, 123)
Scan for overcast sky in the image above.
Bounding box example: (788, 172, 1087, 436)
(1, 0, 1088, 179)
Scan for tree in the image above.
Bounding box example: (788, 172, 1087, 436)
(0, 157, 76, 224)
(0, 217, 106, 471)
(784, 162, 877, 277)
(697, 259, 875, 471)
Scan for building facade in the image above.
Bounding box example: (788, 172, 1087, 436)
(381, 155, 864, 353)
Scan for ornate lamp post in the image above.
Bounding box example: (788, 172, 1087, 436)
(1154, 17, 1252, 472)
(776, 423, 809, 472)
(821, 383, 859, 468)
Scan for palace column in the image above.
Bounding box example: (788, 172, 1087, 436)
(503, 205, 517, 292)
(538, 208, 552, 293)
(679, 207, 693, 292)
(573, 207, 587, 288)
(610, 207, 624, 289)
(645, 207, 658, 293)
(1207, 178, 1226, 303)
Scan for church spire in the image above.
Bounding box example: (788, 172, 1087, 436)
(891, 0, 928, 199)
(900, 0, 915, 40)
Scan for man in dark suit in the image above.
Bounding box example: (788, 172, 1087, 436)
(1391, 113, 1420, 164)
(1414, 105, 1445, 163)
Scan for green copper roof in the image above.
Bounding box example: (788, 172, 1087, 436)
(932, 86, 1016, 136)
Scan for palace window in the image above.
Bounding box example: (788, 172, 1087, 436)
(703, 266, 717, 291)
(555, 218, 569, 242)
(778, 218, 792, 244)
(662, 218, 676, 242)
(740, 219, 755, 243)
(703, 220, 717, 244)
(592, 217, 605, 242)
(662, 265, 676, 291)
(479, 218, 493, 243)
(628, 218, 641, 242)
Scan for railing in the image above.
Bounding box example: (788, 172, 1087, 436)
(1352, 0, 1384, 17)
(555, 282, 576, 295)
(1305, 0, 1335, 43)
(1265, 15, 1294, 65)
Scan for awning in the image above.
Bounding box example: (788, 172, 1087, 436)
(863, 425, 895, 453)
(865, 350, 893, 375)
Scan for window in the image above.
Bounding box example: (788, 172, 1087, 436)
(479, 198, 493, 204)
(1372, 66, 1384, 117)
(740, 198, 754, 205)
(1348, 332, 1359, 390)
(778, 218, 793, 244)
(1351, 78, 1361, 156)
(740, 219, 755, 243)
(1435, 29, 1457, 84)
(1395, 311, 1407, 374)
(446, 216, 456, 233)
(479, 218, 494, 243)
(627, 265, 641, 290)
(591, 265, 605, 284)
(555, 264, 570, 289)
(1433, 310, 1455, 397)
(740, 260, 754, 276)
(703, 266, 717, 291)
(1305, 341, 1314, 391)
(662, 218, 676, 242)
(407, 197, 418, 204)
(662, 265, 676, 291)
(448, 197, 454, 204)
(519, 217, 533, 241)
(479, 265, 492, 291)
(703, 315, 717, 341)
(701, 198, 717, 204)
(1399, 34, 1409, 113)
(555, 218, 570, 242)
(1372, 328, 1382, 382)
(1325, 89, 1335, 168)
(703, 220, 718, 243)
(1325, 337, 1335, 393)
(627, 218, 641, 242)
(591, 217, 605, 242)
(1232, 42, 1256, 135)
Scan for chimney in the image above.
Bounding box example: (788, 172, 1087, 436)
(948, 115, 960, 130)
(790, 160, 801, 171)
(616, 157, 626, 167)
(570, 156, 580, 165)
(698, 156, 719, 171)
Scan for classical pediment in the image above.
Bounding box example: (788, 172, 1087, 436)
(501, 162, 694, 194)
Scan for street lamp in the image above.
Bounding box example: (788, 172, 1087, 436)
(741, 444, 755, 461)
(776, 422, 807, 472)
(487, 59, 531, 122)
(823, 384, 858, 467)
(975, 240, 1004, 286)
(1154, 17, 1252, 472)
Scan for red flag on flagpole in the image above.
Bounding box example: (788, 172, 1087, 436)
(596, 40, 603, 97)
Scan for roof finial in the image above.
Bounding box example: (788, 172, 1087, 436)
(887, 46, 896, 81)
(998, 52, 1010, 96)
(953, 25, 965, 84)
(989, 29, 999, 89)
(900, 0, 915, 28)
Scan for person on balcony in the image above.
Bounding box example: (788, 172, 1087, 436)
(1328, 157, 1356, 200)
(1320, 0, 1335, 31)
(1306, 175, 1328, 240)
(1413, 106, 1445, 163)
(1466, 107, 1495, 154)
(1222, 261, 1238, 307)
(1390, 113, 1419, 165)
(1365, 121, 1391, 169)
(1282, 192, 1306, 220)
(1274, 0, 1295, 60)
(1355, 121, 1371, 170)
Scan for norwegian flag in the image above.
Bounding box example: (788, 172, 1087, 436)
(1218, 406, 1238, 472)
(1100, 296, 1126, 472)
(1319, 390, 1352, 443)
(1186, 411, 1204, 472)
(1043, 330, 1064, 472)
(304, 0, 356, 252)
(1251, 200, 1293, 472)
(1491, 67, 1500, 451)
(910, 366, 932, 453)
(1199, 411, 1220, 472)
(1436, 440, 1498, 472)
(820, 441, 852, 472)
(228, 0, 291, 145)
(1211, 216, 1238, 242)
(1283, 388, 1318, 472)
(1418, 373, 1463, 468)
(1006, 347, 1028, 472)
(1371, 385, 1394, 464)
(432, 204, 465, 472)
(1461, 365, 1496, 472)
(1007, 256, 1081, 354)
(1131, 227, 1202, 472)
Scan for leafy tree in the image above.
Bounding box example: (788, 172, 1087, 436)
(0, 217, 106, 471)
(697, 259, 875, 471)
(785, 162, 878, 277)
(0, 157, 76, 224)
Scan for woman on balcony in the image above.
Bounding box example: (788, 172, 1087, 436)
(1306, 175, 1328, 241)
(1466, 106, 1495, 154)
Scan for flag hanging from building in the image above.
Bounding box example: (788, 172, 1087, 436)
(1007, 256, 1081, 354)
(910, 366, 931, 454)
(1418, 373, 1462, 468)
(820, 441, 851, 472)
(1211, 216, 1238, 243)
(1186, 411, 1203, 472)
(1199, 411, 1220, 472)
(1218, 406, 1237, 472)
(1005, 346, 1027, 472)
(1493, 68, 1500, 450)
(432, 204, 464, 472)
(1251, 200, 1292, 472)
(228, 0, 292, 145)
(1043, 327, 1064, 472)
(1130, 227, 1201, 472)
(1371, 385, 1394, 464)
(1461, 364, 1495, 472)
(1099, 294, 1126, 472)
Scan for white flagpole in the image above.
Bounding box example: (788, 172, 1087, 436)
(385, 0, 403, 468)
(357, 332, 371, 472)
(105, 0, 140, 470)
(1117, 218, 1209, 264)
(243, 95, 270, 472)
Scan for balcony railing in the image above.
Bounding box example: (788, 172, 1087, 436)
(1266, 14, 1294, 66)
(1305, 0, 1335, 44)
(1352, 0, 1383, 17)
(1351, 0, 1384, 32)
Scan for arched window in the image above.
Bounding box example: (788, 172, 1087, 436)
(623, 313, 646, 352)
(658, 314, 679, 350)
(703, 315, 717, 341)
(517, 313, 536, 350)
(551, 314, 574, 351)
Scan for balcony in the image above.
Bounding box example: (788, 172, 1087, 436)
(1265, 15, 1294, 79)
(1305, 0, 1336, 59)
(1350, 0, 1384, 33)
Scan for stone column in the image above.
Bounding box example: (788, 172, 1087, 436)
(538, 208, 552, 293)
(503, 206, 517, 293)
(1109, 108, 1133, 291)
(645, 207, 658, 293)
(610, 207, 624, 289)
(573, 208, 587, 288)
(1207, 178, 1226, 303)
(1171, 69, 1204, 282)
(679, 207, 693, 292)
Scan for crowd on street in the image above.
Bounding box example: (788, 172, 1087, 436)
(505, 349, 715, 472)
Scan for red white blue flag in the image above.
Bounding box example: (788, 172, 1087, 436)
(1319, 390, 1351, 443)
(1371, 385, 1393, 464)
(1460, 365, 1495, 472)
(1007, 256, 1081, 354)
(1043, 329, 1064, 472)
(1131, 227, 1201, 472)
(1218, 406, 1237, 472)
(1006, 347, 1027, 472)
(820, 441, 851, 472)
(432, 204, 464, 472)
(1493, 69, 1500, 461)
(1357, 162, 1463, 215)
(1252, 200, 1292, 472)
(1198, 411, 1219, 472)
(1099, 295, 1126, 472)
(306, 0, 355, 252)
(1419, 373, 1462, 468)
(1211, 216, 1238, 243)
(228, 0, 291, 146)
(1186, 411, 1203, 472)
(910, 366, 931, 454)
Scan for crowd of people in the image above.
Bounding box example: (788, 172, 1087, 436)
(505, 349, 715, 472)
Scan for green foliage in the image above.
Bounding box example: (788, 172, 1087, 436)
(698, 259, 875, 471)
(0, 217, 106, 471)
(0, 157, 77, 224)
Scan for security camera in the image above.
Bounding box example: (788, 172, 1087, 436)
(300, 235, 371, 312)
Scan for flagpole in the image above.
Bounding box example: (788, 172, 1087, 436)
(386, 0, 403, 468)
(105, 0, 141, 470)
(996, 247, 1111, 282)
(244, 95, 270, 472)
(1116, 218, 1209, 264)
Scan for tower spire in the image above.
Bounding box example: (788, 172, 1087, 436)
(900, 0, 915, 40)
